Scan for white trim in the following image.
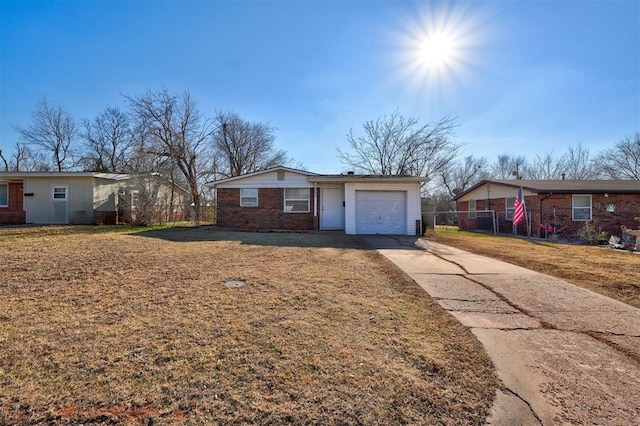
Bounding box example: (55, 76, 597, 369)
(240, 188, 259, 207)
(572, 194, 592, 221)
(284, 188, 310, 213)
(468, 199, 476, 219)
(52, 185, 68, 201)
(319, 185, 345, 230)
(207, 166, 317, 187)
(505, 197, 516, 220)
(0, 172, 131, 180)
(344, 182, 421, 235)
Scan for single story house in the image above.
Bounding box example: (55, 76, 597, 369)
(0, 172, 188, 225)
(453, 179, 640, 237)
(207, 166, 426, 235)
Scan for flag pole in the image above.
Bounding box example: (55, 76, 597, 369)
(513, 185, 525, 236)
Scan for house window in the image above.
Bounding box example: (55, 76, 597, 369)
(131, 191, 140, 209)
(0, 184, 7, 207)
(505, 197, 515, 220)
(52, 186, 68, 201)
(284, 188, 310, 213)
(240, 188, 258, 207)
(572, 195, 592, 221)
(468, 199, 476, 219)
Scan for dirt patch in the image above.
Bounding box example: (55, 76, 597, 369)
(0, 225, 498, 424)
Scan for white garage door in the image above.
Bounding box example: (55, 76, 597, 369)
(355, 190, 406, 234)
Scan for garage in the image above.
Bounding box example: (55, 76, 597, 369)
(355, 190, 407, 234)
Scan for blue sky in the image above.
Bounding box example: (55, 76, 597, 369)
(1, 0, 638, 173)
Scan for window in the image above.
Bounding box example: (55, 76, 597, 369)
(284, 188, 310, 213)
(240, 188, 258, 207)
(572, 195, 592, 221)
(131, 191, 140, 209)
(0, 184, 8, 207)
(505, 197, 515, 220)
(468, 199, 476, 219)
(52, 186, 67, 201)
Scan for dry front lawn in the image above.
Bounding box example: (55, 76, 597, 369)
(0, 226, 497, 425)
(428, 228, 640, 309)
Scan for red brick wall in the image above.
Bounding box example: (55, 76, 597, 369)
(0, 182, 26, 225)
(538, 193, 640, 237)
(458, 192, 640, 237)
(216, 187, 315, 230)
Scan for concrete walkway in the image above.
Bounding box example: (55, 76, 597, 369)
(362, 235, 640, 426)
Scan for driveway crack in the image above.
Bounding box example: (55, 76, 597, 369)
(502, 387, 544, 425)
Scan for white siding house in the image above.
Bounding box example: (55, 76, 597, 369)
(0, 172, 187, 225)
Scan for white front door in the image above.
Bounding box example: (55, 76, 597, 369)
(321, 187, 344, 229)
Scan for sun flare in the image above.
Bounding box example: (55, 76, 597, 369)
(392, 3, 487, 95)
(417, 32, 457, 68)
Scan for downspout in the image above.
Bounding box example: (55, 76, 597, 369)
(313, 182, 318, 230)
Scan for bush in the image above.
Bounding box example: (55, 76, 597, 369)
(578, 222, 607, 245)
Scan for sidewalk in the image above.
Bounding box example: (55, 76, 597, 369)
(362, 235, 640, 426)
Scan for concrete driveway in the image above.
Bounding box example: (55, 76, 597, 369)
(362, 235, 640, 426)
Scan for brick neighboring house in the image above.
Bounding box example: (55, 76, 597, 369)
(0, 180, 25, 224)
(453, 179, 640, 238)
(0, 172, 188, 225)
(208, 166, 426, 235)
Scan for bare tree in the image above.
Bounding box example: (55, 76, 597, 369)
(212, 111, 288, 178)
(490, 154, 527, 179)
(0, 143, 49, 171)
(81, 107, 133, 172)
(15, 97, 77, 171)
(0, 150, 8, 171)
(525, 151, 566, 180)
(564, 143, 596, 179)
(337, 110, 460, 178)
(126, 89, 213, 225)
(594, 132, 640, 180)
(440, 155, 488, 197)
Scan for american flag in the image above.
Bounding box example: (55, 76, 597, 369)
(513, 186, 525, 226)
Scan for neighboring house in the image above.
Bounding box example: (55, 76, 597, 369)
(207, 166, 426, 235)
(0, 172, 188, 225)
(117, 174, 190, 225)
(453, 179, 640, 237)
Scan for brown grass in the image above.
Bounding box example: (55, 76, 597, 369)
(0, 226, 498, 425)
(427, 228, 640, 309)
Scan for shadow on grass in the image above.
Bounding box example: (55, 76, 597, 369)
(131, 226, 364, 249)
(132, 226, 423, 250)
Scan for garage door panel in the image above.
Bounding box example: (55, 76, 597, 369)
(355, 191, 406, 234)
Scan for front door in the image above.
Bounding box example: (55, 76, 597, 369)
(321, 187, 343, 229)
(53, 202, 68, 224)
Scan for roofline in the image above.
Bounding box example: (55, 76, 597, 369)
(307, 175, 428, 183)
(206, 166, 318, 187)
(453, 179, 640, 200)
(0, 171, 132, 180)
(0, 172, 189, 193)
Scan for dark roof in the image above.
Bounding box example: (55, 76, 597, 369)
(453, 179, 640, 200)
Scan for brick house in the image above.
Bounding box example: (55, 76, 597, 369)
(0, 172, 188, 225)
(453, 179, 640, 238)
(207, 167, 426, 235)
